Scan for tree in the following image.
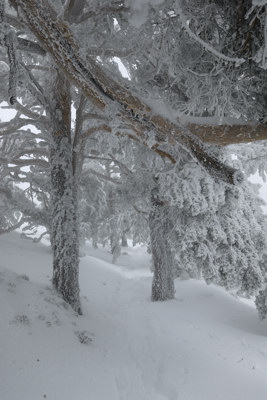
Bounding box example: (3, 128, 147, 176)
(2, 0, 267, 314)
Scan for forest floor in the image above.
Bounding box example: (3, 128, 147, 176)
(0, 231, 267, 400)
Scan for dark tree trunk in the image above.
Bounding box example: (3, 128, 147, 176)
(149, 186, 175, 301)
(49, 69, 82, 314)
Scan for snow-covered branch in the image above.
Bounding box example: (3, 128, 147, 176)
(178, 15, 245, 66)
(17, 37, 46, 56)
(86, 168, 122, 185)
(9, 0, 267, 184)
(82, 124, 112, 138)
(5, 30, 18, 104)
(0, 217, 26, 235)
(0, 156, 49, 169)
(0, 117, 45, 136)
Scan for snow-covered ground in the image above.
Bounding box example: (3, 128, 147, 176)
(0, 232, 266, 400)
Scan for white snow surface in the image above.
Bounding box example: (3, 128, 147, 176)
(0, 232, 266, 400)
(252, 0, 267, 5)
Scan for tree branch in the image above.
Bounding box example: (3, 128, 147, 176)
(10, 0, 266, 184)
(186, 121, 267, 146)
(17, 37, 46, 55)
(0, 156, 49, 169)
(0, 217, 26, 235)
(86, 168, 122, 185)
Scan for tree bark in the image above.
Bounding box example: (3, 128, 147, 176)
(49, 68, 82, 314)
(149, 186, 175, 301)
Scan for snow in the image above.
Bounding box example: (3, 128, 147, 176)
(0, 232, 267, 400)
(252, 0, 267, 5)
(125, 0, 164, 27)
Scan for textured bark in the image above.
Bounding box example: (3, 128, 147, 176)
(49, 69, 82, 315)
(149, 187, 175, 302)
(187, 122, 267, 146)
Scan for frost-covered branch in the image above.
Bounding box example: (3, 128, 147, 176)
(75, 2, 129, 24)
(0, 156, 49, 169)
(14, 101, 48, 122)
(0, 117, 46, 136)
(0, 217, 26, 235)
(178, 14, 245, 66)
(5, 30, 18, 104)
(64, 0, 87, 23)
(11, 148, 48, 159)
(17, 37, 46, 56)
(19, 62, 48, 106)
(86, 46, 137, 58)
(82, 124, 112, 138)
(86, 168, 122, 185)
(262, 5, 267, 68)
(9, 0, 267, 185)
(86, 154, 133, 176)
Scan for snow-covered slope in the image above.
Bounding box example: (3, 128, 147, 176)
(0, 232, 266, 400)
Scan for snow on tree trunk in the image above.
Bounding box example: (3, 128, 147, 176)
(121, 233, 128, 247)
(255, 286, 267, 320)
(49, 70, 82, 315)
(149, 185, 175, 301)
(107, 179, 121, 263)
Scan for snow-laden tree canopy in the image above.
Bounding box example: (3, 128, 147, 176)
(3, 0, 267, 184)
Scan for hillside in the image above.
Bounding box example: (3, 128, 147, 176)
(0, 232, 266, 400)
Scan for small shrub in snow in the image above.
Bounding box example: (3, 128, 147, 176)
(11, 314, 30, 325)
(17, 274, 29, 281)
(75, 330, 93, 345)
(255, 287, 267, 320)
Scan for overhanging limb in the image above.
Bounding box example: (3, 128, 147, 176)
(9, 0, 264, 184)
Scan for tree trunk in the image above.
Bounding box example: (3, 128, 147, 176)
(149, 186, 175, 301)
(121, 233, 128, 247)
(49, 69, 82, 314)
